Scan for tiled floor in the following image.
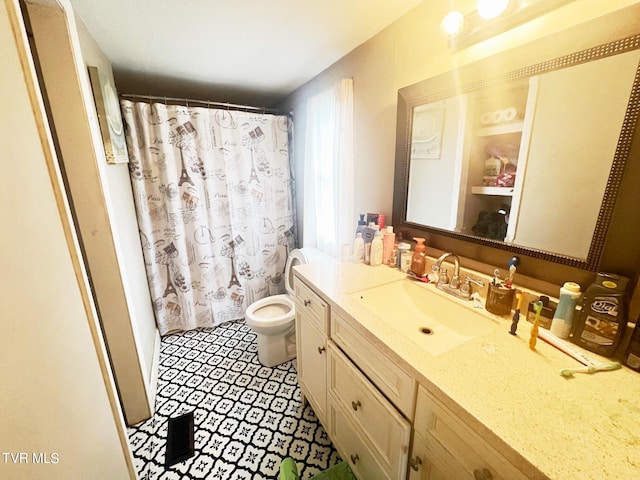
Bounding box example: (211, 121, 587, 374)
(127, 321, 341, 479)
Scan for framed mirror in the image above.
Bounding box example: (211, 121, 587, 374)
(393, 25, 640, 282)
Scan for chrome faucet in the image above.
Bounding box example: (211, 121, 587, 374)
(434, 253, 460, 288)
(432, 253, 484, 300)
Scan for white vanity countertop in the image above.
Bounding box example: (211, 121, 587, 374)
(294, 260, 640, 480)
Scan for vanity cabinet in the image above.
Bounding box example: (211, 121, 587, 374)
(295, 276, 413, 479)
(295, 274, 527, 480)
(409, 386, 527, 480)
(294, 278, 329, 426)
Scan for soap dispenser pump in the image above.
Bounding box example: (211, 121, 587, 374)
(410, 237, 427, 277)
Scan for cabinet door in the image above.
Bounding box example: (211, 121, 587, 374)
(328, 343, 410, 479)
(414, 386, 527, 480)
(296, 313, 327, 425)
(408, 433, 448, 480)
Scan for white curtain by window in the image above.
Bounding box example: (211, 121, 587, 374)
(303, 79, 354, 258)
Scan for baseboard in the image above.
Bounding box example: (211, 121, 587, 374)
(147, 330, 161, 414)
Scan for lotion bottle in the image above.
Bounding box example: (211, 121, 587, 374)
(362, 222, 377, 264)
(410, 237, 427, 277)
(549, 282, 581, 339)
(370, 230, 383, 266)
(353, 233, 364, 264)
(382, 226, 396, 265)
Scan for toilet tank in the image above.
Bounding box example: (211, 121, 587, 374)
(284, 247, 331, 294)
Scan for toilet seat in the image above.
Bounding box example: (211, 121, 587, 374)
(245, 294, 294, 329)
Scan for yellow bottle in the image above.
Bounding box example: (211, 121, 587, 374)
(410, 237, 426, 277)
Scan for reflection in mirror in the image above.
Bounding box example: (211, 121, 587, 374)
(401, 42, 640, 267)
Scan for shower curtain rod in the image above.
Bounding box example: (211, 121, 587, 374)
(119, 93, 281, 115)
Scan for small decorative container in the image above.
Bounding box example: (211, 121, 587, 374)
(486, 283, 516, 315)
(401, 250, 413, 273)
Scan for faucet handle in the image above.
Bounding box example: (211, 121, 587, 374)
(439, 267, 449, 285)
(461, 276, 485, 294)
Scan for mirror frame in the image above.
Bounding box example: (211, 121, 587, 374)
(393, 16, 640, 284)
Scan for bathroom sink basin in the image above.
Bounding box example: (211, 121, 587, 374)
(349, 279, 498, 356)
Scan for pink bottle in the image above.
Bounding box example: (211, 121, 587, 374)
(382, 226, 396, 265)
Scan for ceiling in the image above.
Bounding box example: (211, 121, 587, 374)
(69, 0, 425, 106)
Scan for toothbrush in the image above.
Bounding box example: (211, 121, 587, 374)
(492, 268, 501, 286)
(505, 256, 518, 288)
(560, 362, 621, 378)
(509, 290, 523, 335)
(505, 264, 516, 288)
(529, 300, 542, 350)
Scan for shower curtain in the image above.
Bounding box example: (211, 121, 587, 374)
(121, 100, 296, 335)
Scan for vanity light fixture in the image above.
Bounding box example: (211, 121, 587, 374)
(444, 0, 576, 50)
(440, 10, 465, 37)
(477, 0, 512, 20)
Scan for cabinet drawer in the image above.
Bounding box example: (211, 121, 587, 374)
(331, 309, 416, 418)
(328, 397, 391, 480)
(328, 343, 410, 479)
(414, 386, 527, 480)
(294, 277, 328, 333)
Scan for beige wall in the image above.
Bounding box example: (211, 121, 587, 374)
(0, 0, 133, 477)
(280, 0, 639, 244)
(26, 0, 158, 426)
(75, 12, 161, 421)
(76, 16, 159, 385)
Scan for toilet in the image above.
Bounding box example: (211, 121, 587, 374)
(246, 247, 329, 367)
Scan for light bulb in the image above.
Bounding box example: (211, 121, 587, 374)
(477, 0, 510, 19)
(441, 11, 465, 37)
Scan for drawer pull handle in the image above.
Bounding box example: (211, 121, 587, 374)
(350, 454, 359, 464)
(317, 346, 326, 354)
(474, 468, 493, 480)
(304, 299, 311, 307)
(351, 400, 361, 411)
(409, 456, 422, 471)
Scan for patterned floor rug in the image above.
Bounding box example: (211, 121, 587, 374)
(127, 321, 341, 479)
